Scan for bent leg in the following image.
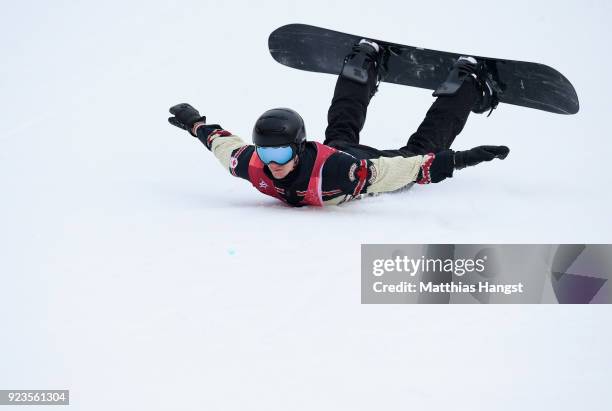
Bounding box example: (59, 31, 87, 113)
(399, 77, 480, 155)
(324, 63, 379, 147)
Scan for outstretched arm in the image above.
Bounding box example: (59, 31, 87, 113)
(320, 153, 427, 205)
(193, 123, 254, 175)
(168, 103, 255, 180)
(321, 146, 510, 205)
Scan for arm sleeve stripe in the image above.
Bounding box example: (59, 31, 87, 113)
(230, 145, 249, 176)
(352, 160, 368, 197)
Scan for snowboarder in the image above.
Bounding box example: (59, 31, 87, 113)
(168, 39, 509, 206)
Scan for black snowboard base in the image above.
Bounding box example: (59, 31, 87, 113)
(269, 24, 579, 115)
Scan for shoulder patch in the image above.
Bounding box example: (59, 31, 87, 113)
(348, 163, 358, 182)
(229, 145, 250, 177)
(368, 164, 378, 184)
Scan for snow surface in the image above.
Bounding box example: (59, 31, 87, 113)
(1, 1, 611, 410)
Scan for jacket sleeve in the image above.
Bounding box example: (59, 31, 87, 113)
(321, 151, 427, 205)
(195, 126, 255, 181)
(366, 155, 426, 193)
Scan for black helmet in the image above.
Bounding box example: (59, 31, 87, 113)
(252, 108, 306, 151)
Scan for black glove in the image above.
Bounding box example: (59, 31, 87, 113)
(454, 145, 510, 169)
(418, 145, 509, 184)
(168, 103, 207, 136)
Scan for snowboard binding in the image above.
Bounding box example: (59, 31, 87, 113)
(434, 56, 500, 116)
(340, 39, 383, 86)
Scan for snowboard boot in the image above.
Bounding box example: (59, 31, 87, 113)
(341, 39, 383, 95)
(434, 56, 500, 116)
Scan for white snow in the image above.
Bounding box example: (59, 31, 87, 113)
(1, 1, 611, 410)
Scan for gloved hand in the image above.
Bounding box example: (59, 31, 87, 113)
(168, 103, 207, 136)
(454, 145, 509, 169)
(417, 145, 509, 184)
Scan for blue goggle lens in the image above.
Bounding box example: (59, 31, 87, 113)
(256, 145, 295, 165)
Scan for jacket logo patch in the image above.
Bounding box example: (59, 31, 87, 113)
(230, 157, 238, 169)
(368, 165, 377, 184)
(348, 163, 357, 182)
(259, 179, 268, 189)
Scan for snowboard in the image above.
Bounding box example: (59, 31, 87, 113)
(268, 24, 579, 115)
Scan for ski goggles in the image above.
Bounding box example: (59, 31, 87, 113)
(255, 145, 295, 165)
